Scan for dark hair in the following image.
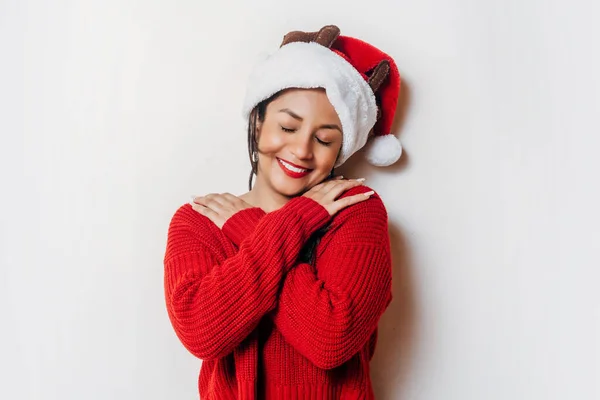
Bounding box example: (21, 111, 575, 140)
(247, 96, 272, 190)
(246, 91, 336, 190)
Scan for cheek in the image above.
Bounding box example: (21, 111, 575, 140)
(314, 146, 340, 169)
(257, 129, 285, 154)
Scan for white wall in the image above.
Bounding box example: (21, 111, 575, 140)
(1, 0, 598, 399)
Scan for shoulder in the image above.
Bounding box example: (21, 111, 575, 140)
(168, 203, 216, 234)
(338, 184, 387, 215)
(312, 185, 389, 250)
(165, 203, 223, 260)
(330, 185, 388, 231)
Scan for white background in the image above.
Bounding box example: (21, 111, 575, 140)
(1, 0, 599, 399)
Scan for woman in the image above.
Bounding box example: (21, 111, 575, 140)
(164, 25, 403, 399)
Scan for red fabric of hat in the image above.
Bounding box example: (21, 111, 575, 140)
(332, 36, 402, 165)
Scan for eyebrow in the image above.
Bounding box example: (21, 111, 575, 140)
(278, 108, 342, 132)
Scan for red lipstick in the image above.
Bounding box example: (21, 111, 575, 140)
(277, 158, 312, 179)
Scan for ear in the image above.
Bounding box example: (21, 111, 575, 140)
(255, 114, 263, 140)
(249, 107, 262, 140)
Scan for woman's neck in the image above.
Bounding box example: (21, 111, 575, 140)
(241, 177, 291, 213)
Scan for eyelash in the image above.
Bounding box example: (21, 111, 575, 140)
(280, 126, 332, 147)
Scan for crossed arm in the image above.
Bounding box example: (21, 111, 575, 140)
(164, 187, 392, 369)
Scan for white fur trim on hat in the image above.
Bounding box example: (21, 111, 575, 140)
(364, 134, 402, 166)
(242, 42, 378, 167)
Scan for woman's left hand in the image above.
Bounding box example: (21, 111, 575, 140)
(190, 193, 253, 229)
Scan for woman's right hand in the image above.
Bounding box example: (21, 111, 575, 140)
(302, 177, 374, 216)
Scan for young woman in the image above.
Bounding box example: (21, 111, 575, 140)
(164, 25, 403, 399)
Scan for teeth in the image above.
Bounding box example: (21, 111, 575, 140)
(279, 159, 308, 173)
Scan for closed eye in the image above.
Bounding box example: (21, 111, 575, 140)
(280, 125, 296, 133)
(280, 124, 332, 146)
(316, 137, 332, 146)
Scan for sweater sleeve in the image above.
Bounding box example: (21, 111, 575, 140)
(163, 196, 330, 361)
(221, 207, 266, 247)
(269, 189, 393, 370)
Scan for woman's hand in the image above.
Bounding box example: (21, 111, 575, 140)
(190, 193, 253, 229)
(302, 177, 374, 216)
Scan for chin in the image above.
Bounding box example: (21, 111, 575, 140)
(271, 175, 309, 197)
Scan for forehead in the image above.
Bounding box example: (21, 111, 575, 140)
(269, 88, 339, 121)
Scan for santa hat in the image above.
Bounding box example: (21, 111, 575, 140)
(242, 25, 402, 167)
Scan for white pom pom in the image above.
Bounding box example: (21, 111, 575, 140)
(364, 134, 402, 166)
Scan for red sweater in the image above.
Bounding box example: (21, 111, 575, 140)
(164, 185, 393, 399)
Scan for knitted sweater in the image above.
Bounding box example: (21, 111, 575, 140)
(163, 185, 393, 399)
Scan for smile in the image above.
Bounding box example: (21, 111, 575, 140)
(277, 158, 312, 178)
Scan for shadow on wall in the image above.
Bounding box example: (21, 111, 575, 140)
(341, 80, 418, 399)
(375, 80, 417, 399)
(370, 222, 418, 399)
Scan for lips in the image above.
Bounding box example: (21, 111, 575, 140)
(277, 158, 312, 179)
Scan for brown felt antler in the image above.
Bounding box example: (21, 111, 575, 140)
(367, 60, 391, 136)
(367, 60, 390, 93)
(280, 25, 340, 48)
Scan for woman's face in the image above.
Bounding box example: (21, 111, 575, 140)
(255, 88, 343, 197)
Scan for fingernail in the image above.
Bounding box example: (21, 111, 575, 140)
(364, 190, 375, 197)
(356, 178, 366, 182)
(337, 175, 344, 179)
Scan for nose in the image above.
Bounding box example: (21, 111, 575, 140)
(290, 132, 314, 161)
